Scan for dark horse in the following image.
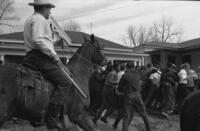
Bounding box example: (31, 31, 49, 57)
(180, 90, 200, 131)
(0, 34, 104, 131)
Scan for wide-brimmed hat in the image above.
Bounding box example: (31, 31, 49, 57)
(29, 0, 55, 8)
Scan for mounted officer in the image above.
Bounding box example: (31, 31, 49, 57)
(23, 0, 72, 129)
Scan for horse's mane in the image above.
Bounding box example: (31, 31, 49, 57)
(67, 37, 88, 67)
(68, 44, 84, 66)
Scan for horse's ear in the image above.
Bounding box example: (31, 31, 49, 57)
(91, 34, 94, 43)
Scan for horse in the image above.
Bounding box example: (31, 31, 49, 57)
(0, 34, 104, 131)
(180, 90, 200, 131)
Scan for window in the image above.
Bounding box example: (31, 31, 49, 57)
(168, 55, 176, 64)
(151, 55, 160, 65)
(113, 60, 133, 65)
(182, 55, 191, 64)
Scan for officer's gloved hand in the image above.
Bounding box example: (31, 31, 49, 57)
(57, 60, 64, 68)
(53, 55, 63, 67)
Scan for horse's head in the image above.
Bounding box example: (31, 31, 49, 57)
(82, 34, 105, 65)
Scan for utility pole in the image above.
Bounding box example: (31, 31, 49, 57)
(90, 22, 93, 34)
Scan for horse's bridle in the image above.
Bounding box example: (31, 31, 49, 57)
(74, 38, 101, 66)
(74, 52, 92, 66)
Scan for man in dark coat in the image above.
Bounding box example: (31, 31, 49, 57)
(89, 64, 106, 115)
(93, 63, 119, 125)
(180, 90, 200, 131)
(117, 62, 151, 131)
(160, 63, 179, 115)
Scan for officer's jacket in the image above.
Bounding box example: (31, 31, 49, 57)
(118, 69, 141, 95)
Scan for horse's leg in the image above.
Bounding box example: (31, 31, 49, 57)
(0, 113, 7, 127)
(0, 98, 18, 128)
(0, 94, 8, 126)
(61, 115, 80, 131)
(70, 112, 94, 131)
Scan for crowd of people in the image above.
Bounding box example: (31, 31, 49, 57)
(88, 61, 199, 131)
(142, 62, 198, 116)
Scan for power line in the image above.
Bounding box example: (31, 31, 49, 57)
(61, 2, 144, 21)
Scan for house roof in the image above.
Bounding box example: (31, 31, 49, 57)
(133, 38, 200, 53)
(178, 38, 200, 49)
(141, 41, 180, 49)
(132, 41, 179, 53)
(0, 31, 130, 49)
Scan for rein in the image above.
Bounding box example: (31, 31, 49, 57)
(74, 52, 92, 66)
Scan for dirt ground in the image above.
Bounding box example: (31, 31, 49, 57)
(0, 114, 180, 131)
(95, 114, 180, 131)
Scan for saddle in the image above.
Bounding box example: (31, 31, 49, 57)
(17, 64, 54, 123)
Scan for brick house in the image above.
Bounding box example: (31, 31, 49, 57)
(133, 38, 200, 71)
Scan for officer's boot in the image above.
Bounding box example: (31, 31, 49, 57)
(46, 103, 64, 130)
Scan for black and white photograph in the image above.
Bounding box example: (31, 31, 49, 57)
(0, 0, 200, 131)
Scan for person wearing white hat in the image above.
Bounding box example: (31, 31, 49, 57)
(28, 0, 55, 8)
(23, 0, 70, 129)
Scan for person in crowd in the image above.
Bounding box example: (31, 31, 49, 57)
(117, 63, 126, 83)
(196, 66, 200, 89)
(135, 65, 141, 71)
(160, 63, 179, 116)
(89, 64, 106, 115)
(140, 65, 148, 100)
(145, 66, 161, 109)
(117, 62, 151, 131)
(141, 63, 154, 102)
(93, 63, 119, 125)
(0, 60, 3, 65)
(186, 64, 197, 93)
(101, 61, 113, 77)
(111, 63, 126, 129)
(176, 63, 190, 113)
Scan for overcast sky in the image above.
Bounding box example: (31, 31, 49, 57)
(13, 0, 200, 45)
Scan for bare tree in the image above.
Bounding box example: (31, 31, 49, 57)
(138, 25, 153, 45)
(122, 25, 152, 47)
(0, 0, 19, 25)
(64, 20, 81, 32)
(0, 0, 20, 33)
(121, 25, 137, 47)
(127, 25, 137, 46)
(150, 16, 183, 43)
(120, 36, 129, 47)
(122, 16, 183, 47)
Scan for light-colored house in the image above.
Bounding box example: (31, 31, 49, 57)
(0, 31, 148, 65)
